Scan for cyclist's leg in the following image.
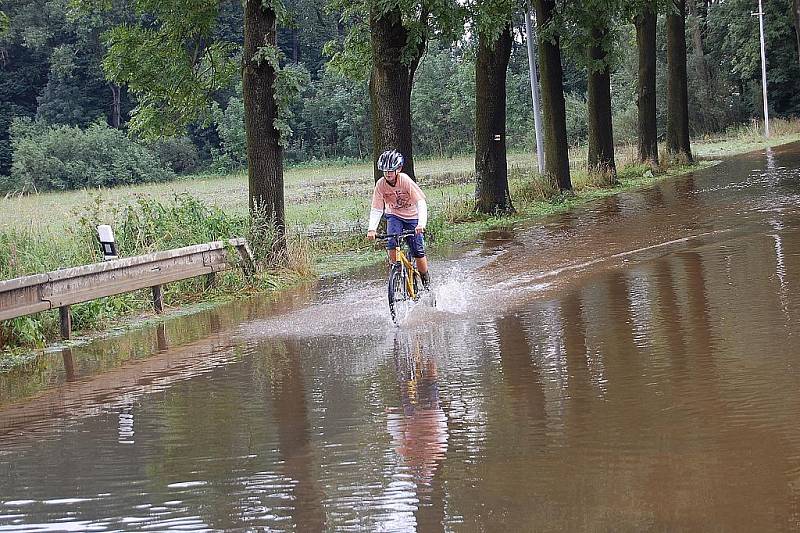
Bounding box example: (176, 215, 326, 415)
(407, 226, 430, 289)
(386, 215, 403, 263)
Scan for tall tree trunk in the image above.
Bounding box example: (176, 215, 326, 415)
(587, 24, 616, 180)
(687, 0, 710, 87)
(369, 4, 424, 182)
(532, 0, 572, 192)
(475, 25, 514, 214)
(635, 2, 658, 165)
(109, 82, 121, 129)
(687, 0, 715, 130)
(243, 0, 285, 248)
(666, 0, 693, 163)
(793, 0, 800, 67)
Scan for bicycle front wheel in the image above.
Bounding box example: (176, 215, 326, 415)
(411, 271, 423, 301)
(388, 264, 409, 325)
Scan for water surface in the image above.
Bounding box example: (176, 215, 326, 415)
(3, 145, 800, 530)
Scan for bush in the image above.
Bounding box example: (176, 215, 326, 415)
(148, 137, 201, 175)
(215, 95, 247, 170)
(2, 118, 175, 193)
(565, 92, 589, 145)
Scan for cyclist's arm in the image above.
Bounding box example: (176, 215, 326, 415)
(416, 199, 427, 229)
(368, 208, 383, 231)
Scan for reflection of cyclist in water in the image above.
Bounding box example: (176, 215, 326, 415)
(386, 335, 448, 490)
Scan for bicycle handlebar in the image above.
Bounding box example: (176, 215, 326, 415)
(375, 230, 418, 241)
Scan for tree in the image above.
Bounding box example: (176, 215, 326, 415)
(327, 0, 464, 181)
(793, 0, 800, 68)
(531, 0, 571, 191)
(411, 41, 475, 157)
(368, 3, 424, 181)
(584, 10, 616, 178)
(278, 0, 339, 77)
(635, 0, 658, 165)
(0, 0, 129, 176)
(90, 0, 292, 250)
(687, 0, 711, 92)
(559, 0, 623, 180)
(706, 0, 800, 120)
(666, 0, 692, 162)
(100, 1, 238, 137)
(475, 23, 513, 214)
(242, 0, 285, 242)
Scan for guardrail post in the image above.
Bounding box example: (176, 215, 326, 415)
(205, 272, 216, 289)
(59, 306, 72, 340)
(152, 285, 163, 314)
(236, 243, 256, 277)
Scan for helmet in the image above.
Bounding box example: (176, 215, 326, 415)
(377, 149, 404, 172)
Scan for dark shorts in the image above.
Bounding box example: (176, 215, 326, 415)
(386, 215, 426, 258)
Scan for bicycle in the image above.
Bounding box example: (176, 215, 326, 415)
(376, 230, 428, 324)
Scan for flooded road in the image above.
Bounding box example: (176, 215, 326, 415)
(3, 143, 800, 531)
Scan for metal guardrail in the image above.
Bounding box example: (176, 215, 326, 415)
(0, 238, 254, 339)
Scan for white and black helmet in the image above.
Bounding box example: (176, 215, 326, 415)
(377, 149, 404, 172)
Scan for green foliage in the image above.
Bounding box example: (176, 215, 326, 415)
(290, 70, 371, 161)
(323, 20, 373, 81)
(564, 92, 589, 144)
(558, 0, 626, 72)
(326, 0, 466, 81)
(98, 0, 239, 137)
(706, 0, 800, 118)
(274, 63, 311, 146)
(214, 92, 247, 170)
(471, 0, 515, 42)
(212, 63, 311, 166)
(3, 118, 174, 193)
(0, 192, 266, 350)
(147, 136, 201, 174)
(411, 41, 475, 155)
(108, 194, 246, 254)
(214, 69, 370, 165)
(278, 0, 339, 76)
(1, 317, 46, 349)
(0, 6, 9, 36)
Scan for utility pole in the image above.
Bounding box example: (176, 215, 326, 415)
(524, 6, 545, 173)
(753, 0, 770, 137)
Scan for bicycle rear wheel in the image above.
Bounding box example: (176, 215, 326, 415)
(388, 264, 409, 324)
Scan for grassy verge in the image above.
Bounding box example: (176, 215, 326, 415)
(2, 118, 800, 366)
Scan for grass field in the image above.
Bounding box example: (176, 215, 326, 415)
(4, 120, 797, 234)
(0, 152, 529, 232)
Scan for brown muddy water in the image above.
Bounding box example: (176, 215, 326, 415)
(3, 144, 800, 531)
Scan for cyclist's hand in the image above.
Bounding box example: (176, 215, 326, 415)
(367, 230, 376, 240)
(415, 225, 425, 235)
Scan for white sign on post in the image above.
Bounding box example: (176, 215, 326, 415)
(97, 225, 118, 260)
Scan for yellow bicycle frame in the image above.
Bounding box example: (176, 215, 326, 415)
(390, 242, 419, 301)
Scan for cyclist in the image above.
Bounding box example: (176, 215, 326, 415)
(366, 149, 431, 289)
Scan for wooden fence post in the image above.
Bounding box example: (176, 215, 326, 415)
(152, 285, 163, 314)
(59, 306, 72, 340)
